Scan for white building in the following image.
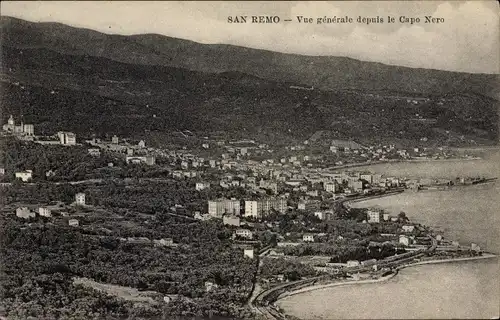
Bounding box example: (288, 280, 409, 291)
(367, 210, 382, 223)
(346, 260, 360, 267)
(360, 174, 373, 183)
(15, 170, 33, 182)
(75, 193, 86, 206)
(222, 215, 240, 227)
(88, 148, 101, 157)
(244, 198, 287, 218)
(324, 182, 338, 193)
(402, 225, 415, 233)
(235, 228, 253, 239)
(399, 235, 410, 246)
(16, 207, 35, 219)
(138, 140, 146, 148)
(303, 234, 315, 242)
(125, 156, 156, 166)
(244, 200, 263, 218)
(112, 135, 119, 144)
(243, 248, 254, 259)
(195, 182, 210, 191)
(58, 132, 77, 145)
(314, 211, 330, 221)
(68, 219, 79, 227)
(38, 207, 52, 217)
(208, 199, 241, 217)
(3, 115, 34, 136)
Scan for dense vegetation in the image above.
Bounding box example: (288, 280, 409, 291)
(0, 217, 257, 319)
(1, 43, 497, 145)
(260, 258, 317, 281)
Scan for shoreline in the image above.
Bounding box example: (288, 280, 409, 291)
(276, 253, 497, 303)
(328, 157, 486, 171)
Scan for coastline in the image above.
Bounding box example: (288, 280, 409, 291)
(328, 157, 485, 171)
(276, 253, 497, 303)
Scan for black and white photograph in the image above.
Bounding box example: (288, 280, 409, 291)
(0, 1, 499, 319)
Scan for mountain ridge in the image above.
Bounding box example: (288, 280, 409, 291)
(1, 16, 498, 100)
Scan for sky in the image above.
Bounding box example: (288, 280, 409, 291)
(2, 1, 499, 74)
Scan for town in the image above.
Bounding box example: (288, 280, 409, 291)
(0, 114, 493, 319)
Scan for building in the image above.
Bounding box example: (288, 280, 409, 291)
(125, 156, 156, 166)
(38, 207, 52, 217)
(243, 248, 254, 259)
(402, 225, 415, 233)
(297, 200, 321, 211)
(138, 140, 146, 148)
(399, 235, 410, 246)
(234, 228, 253, 239)
(204, 281, 218, 292)
(222, 215, 241, 227)
(153, 238, 175, 247)
(331, 140, 364, 151)
(346, 260, 360, 267)
(16, 207, 35, 219)
(314, 211, 332, 221)
(0, 168, 5, 175)
(68, 219, 79, 227)
(75, 193, 86, 206)
(88, 148, 101, 157)
(367, 209, 382, 223)
(360, 174, 373, 183)
(244, 200, 263, 218)
(348, 180, 364, 191)
(15, 170, 33, 182)
(208, 199, 241, 217)
(324, 181, 338, 193)
(195, 182, 210, 191)
(244, 198, 287, 218)
(23, 124, 34, 136)
(303, 234, 315, 242)
(58, 132, 77, 145)
(3, 115, 34, 136)
(112, 135, 119, 144)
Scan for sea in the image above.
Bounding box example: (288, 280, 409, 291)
(278, 153, 500, 319)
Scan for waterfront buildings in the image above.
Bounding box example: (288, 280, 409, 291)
(324, 181, 339, 193)
(367, 209, 382, 223)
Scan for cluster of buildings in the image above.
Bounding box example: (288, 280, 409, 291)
(2, 115, 34, 137)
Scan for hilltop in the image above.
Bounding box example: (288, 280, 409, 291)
(1, 16, 498, 99)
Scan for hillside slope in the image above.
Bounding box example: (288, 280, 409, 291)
(0, 45, 497, 145)
(1, 16, 498, 100)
